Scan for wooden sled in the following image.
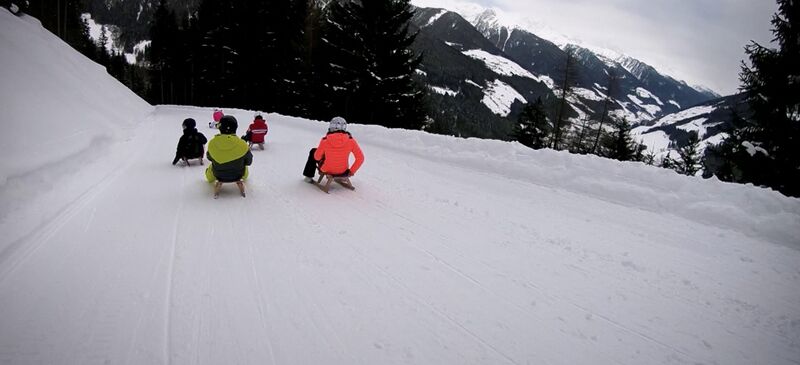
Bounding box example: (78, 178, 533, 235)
(214, 180, 246, 199)
(315, 172, 355, 194)
(181, 157, 204, 166)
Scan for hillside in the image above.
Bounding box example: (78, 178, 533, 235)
(1, 8, 800, 365)
(632, 94, 750, 161)
(409, 7, 719, 139)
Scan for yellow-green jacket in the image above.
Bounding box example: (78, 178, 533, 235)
(205, 134, 252, 182)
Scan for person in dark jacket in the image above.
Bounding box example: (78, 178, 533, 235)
(205, 115, 253, 182)
(172, 118, 208, 166)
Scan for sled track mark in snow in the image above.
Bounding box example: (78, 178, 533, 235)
(519, 274, 703, 363)
(242, 193, 277, 365)
(0, 184, 98, 282)
(162, 173, 183, 365)
(334, 234, 522, 365)
(0, 115, 157, 284)
(350, 189, 705, 363)
(124, 184, 183, 365)
(281, 186, 364, 362)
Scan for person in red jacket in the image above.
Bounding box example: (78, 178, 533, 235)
(303, 116, 364, 181)
(245, 114, 268, 150)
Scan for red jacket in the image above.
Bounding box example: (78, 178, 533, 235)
(248, 119, 268, 143)
(314, 131, 364, 176)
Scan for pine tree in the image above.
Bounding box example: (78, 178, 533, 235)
(642, 150, 656, 165)
(512, 97, 550, 149)
(317, 0, 364, 119)
(602, 118, 636, 161)
(148, 0, 180, 104)
(247, 0, 312, 115)
(569, 117, 593, 154)
(98, 26, 109, 53)
(731, 0, 800, 196)
(195, 0, 243, 106)
(94, 26, 111, 72)
(675, 131, 702, 176)
(703, 109, 749, 179)
(303, 1, 329, 120)
(175, 15, 200, 105)
(660, 152, 676, 170)
(320, 0, 426, 129)
(26, 1, 97, 63)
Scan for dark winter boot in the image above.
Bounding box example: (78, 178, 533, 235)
(303, 148, 318, 178)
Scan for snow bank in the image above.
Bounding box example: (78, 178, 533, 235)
(0, 9, 152, 209)
(347, 124, 800, 247)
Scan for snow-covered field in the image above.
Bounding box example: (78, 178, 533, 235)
(2, 9, 800, 365)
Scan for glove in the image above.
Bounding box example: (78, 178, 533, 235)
(344, 169, 351, 177)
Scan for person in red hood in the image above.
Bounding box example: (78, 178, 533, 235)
(303, 116, 364, 181)
(245, 114, 269, 150)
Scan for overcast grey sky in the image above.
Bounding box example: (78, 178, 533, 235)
(415, 0, 778, 95)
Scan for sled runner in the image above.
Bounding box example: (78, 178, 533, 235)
(214, 180, 246, 199)
(314, 171, 355, 194)
(180, 157, 204, 166)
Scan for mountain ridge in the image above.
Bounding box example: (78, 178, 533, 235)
(410, 7, 720, 140)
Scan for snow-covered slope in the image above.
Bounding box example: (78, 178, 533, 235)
(2, 8, 800, 365)
(0, 10, 151, 185)
(0, 8, 152, 242)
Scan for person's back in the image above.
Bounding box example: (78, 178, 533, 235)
(248, 116, 268, 144)
(173, 118, 208, 165)
(183, 130, 207, 159)
(314, 117, 364, 176)
(206, 116, 253, 182)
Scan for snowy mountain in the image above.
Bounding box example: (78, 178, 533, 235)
(410, 7, 719, 139)
(410, 8, 555, 138)
(2, 8, 800, 365)
(466, 9, 719, 116)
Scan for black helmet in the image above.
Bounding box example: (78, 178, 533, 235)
(219, 115, 238, 134)
(182, 118, 196, 129)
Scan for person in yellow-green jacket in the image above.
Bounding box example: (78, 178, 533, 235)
(205, 115, 253, 183)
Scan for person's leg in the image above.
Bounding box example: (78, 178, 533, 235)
(205, 166, 216, 182)
(302, 148, 318, 178)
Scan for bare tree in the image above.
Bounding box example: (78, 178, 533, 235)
(550, 48, 578, 150)
(591, 68, 618, 155)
